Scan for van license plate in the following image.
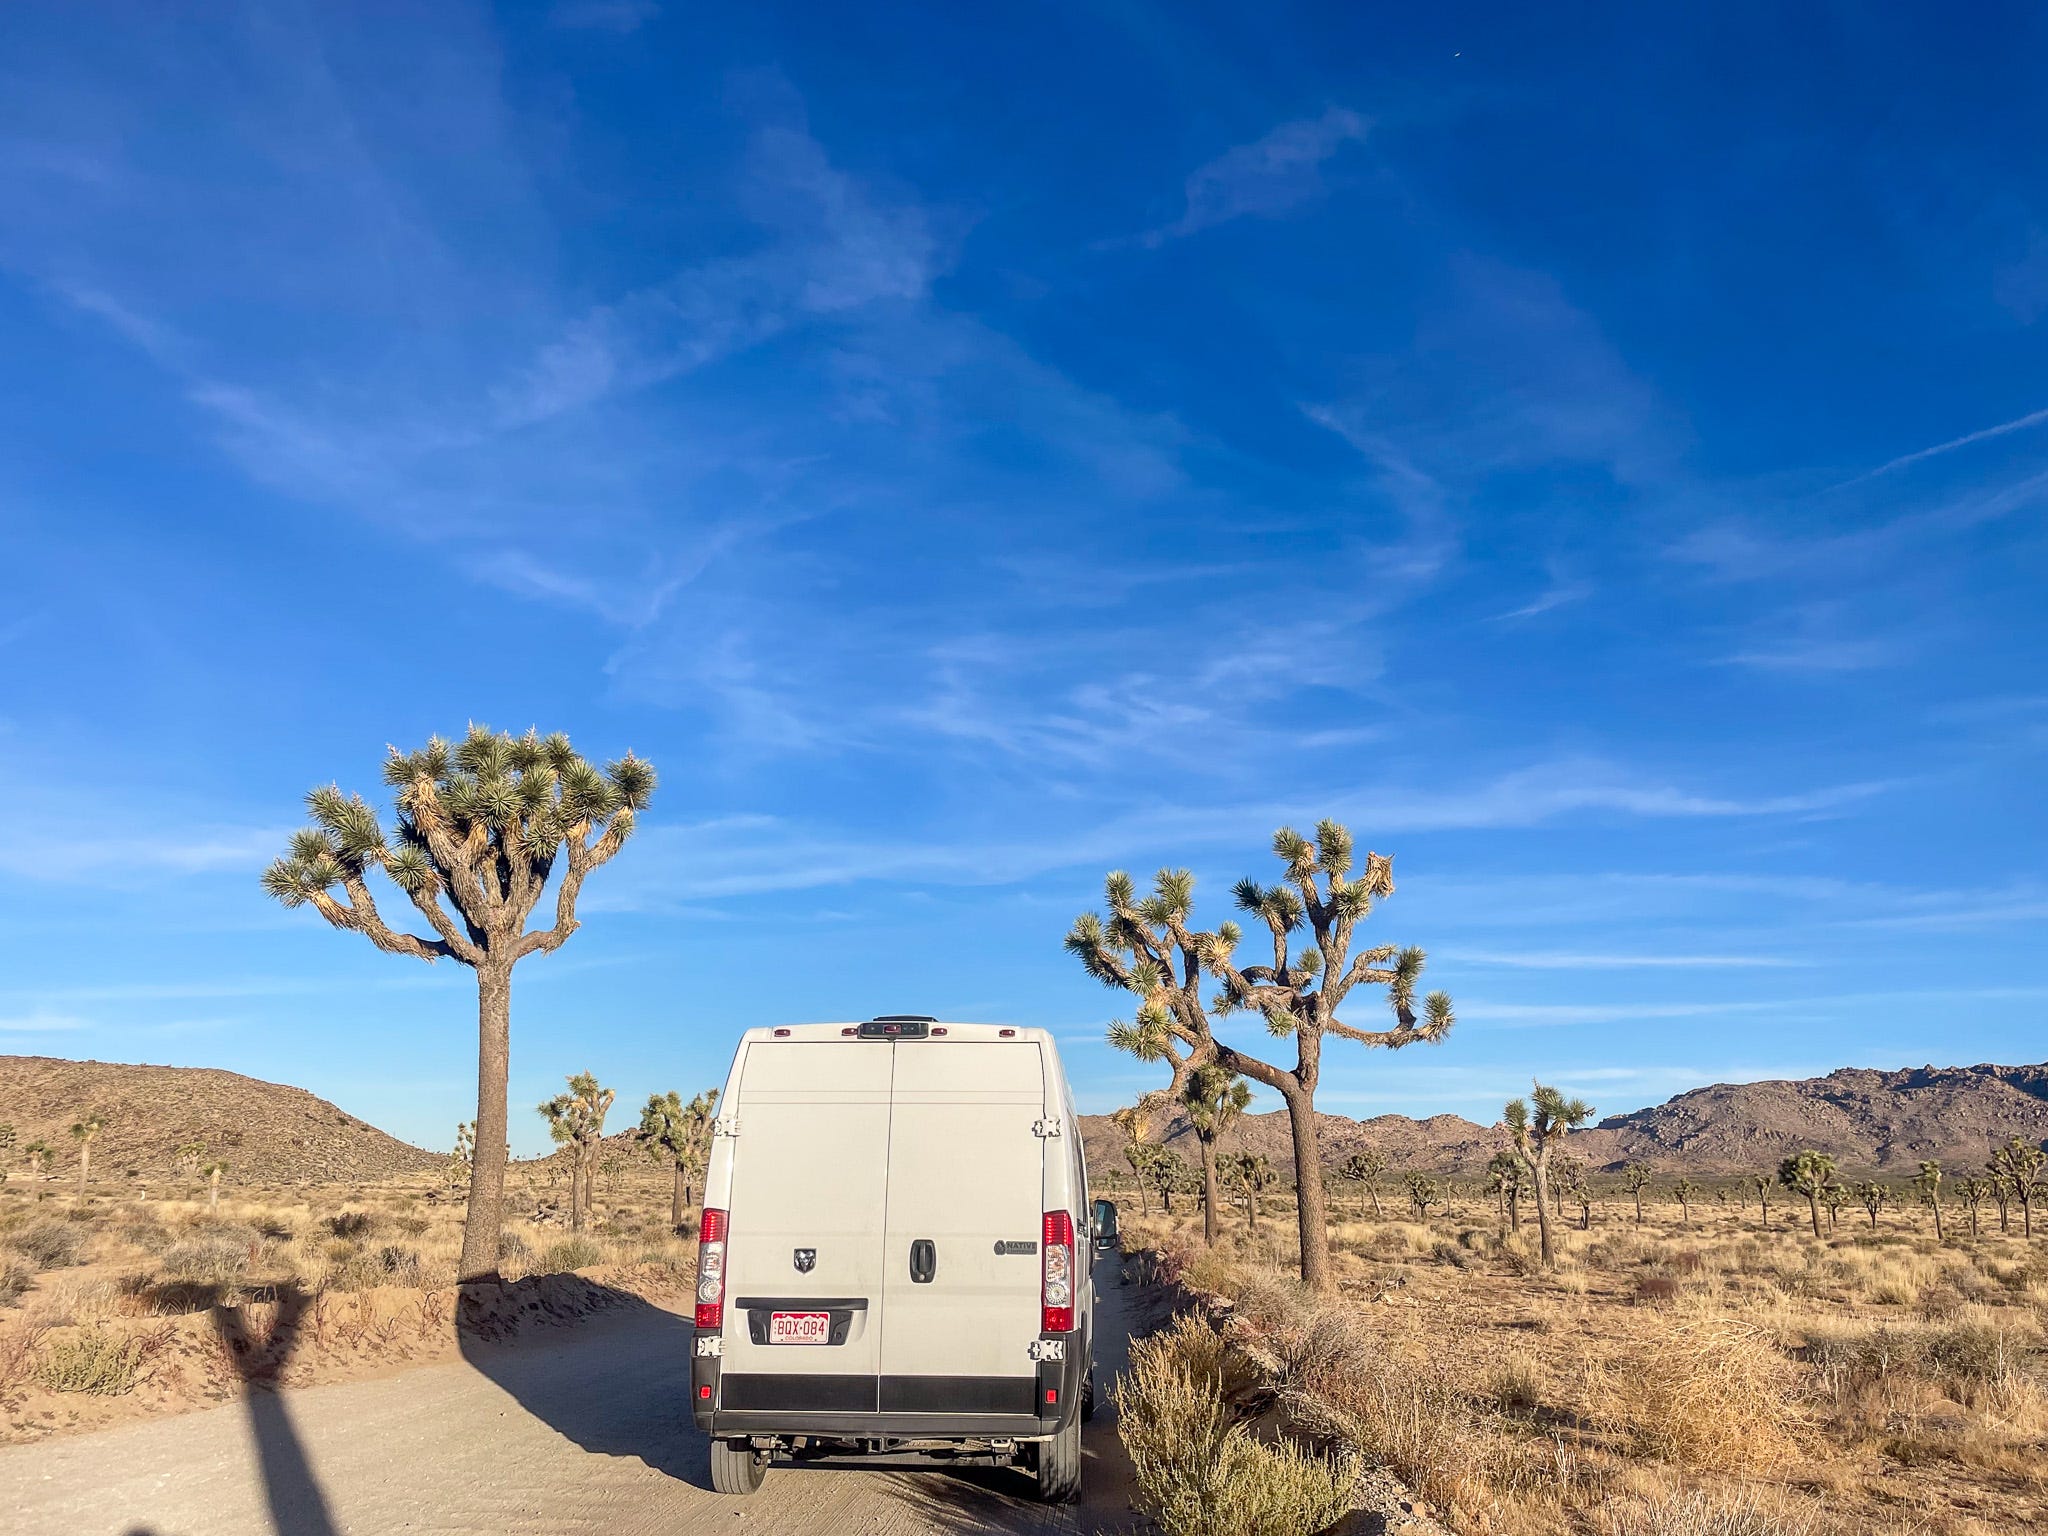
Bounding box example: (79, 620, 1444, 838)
(769, 1311, 831, 1345)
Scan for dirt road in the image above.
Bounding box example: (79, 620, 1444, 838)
(2, 1254, 1153, 1536)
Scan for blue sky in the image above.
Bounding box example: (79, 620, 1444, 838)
(2, 4, 2044, 1156)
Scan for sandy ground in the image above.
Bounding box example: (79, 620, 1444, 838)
(0, 1253, 1156, 1536)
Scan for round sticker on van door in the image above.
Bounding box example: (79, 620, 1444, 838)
(793, 1248, 816, 1273)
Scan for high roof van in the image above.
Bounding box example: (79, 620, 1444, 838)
(688, 1017, 1103, 1501)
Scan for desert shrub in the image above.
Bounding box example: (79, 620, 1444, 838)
(35, 1326, 150, 1395)
(116, 1218, 173, 1252)
(15, 1221, 85, 1270)
(0, 1256, 32, 1307)
(1604, 1487, 1835, 1536)
(375, 1246, 423, 1286)
(393, 1215, 429, 1237)
(541, 1237, 603, 1273)
(163, 1234, 252, 1285)
(1430, 1239, 1471, 1269)
(324, 1211, 378, 1240)
(1488, 1350, 1541, 1415)
(1635, 1274, 1681, 1304)
(497, 1229, 531, 1261)
(1117, 1314, 1359, 1536)
(253, 1215, 294, 1242)
(1588, 1318, 1800, 1470)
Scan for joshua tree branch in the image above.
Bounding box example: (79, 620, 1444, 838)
(521, 815, 633, 958)
(401, 882, 486, 966)
(312, 877, 454, 964)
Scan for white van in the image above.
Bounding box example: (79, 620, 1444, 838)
(688, 1016, 1105, 1501)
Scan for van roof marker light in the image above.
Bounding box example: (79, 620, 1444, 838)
(999, 1028, 1015, 1038)
(773, 1027, 791, 1037)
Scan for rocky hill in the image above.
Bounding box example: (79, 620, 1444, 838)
(1080, 1059, 2048, 1180)
(0, 1056, 439, 1185)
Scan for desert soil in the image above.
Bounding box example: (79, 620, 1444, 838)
(2, 1253, 1162, 1536)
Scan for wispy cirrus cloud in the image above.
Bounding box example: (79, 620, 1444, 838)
(1123, 107, 1369, 248)
(1443, 950, 1809, 970)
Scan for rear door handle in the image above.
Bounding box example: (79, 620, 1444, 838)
(909, 1239, 936, 1284)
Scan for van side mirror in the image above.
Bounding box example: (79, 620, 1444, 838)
(1092, 1198, 1119, 1251)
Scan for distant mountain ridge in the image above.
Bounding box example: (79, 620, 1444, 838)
(1079, 1058, 2048, 1179)
(0, 1055, 439, 1185)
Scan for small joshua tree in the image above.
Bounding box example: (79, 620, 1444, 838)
(1231, 1153, 1278, 1233)
(1672, 1176, 1700, 1227)
(24, 1140, 53, 1177)
(1913, 1160, 1945, 1241)
(1070, 822, 1454, 1289)
(1956, 1176, 1991, 1239)
(1550, 1150, 1586, 1221)
(1110, 1105, 1156, 1216)
(1987, 1137, 2045, 1239)
(1820, 1181, 1848, 1229)
(1752, 1172, 1774, 1229)
(0, 1124, 13, 1159)
(1489, 1150, 1527, 1232)
(1503, 1083, 1594, 1268)
(1779, 1150, 1838, 1239)
(263, 726, 654, 1281)
(1146, 1147, 1190, 1216)
(70, 1115, 105, 1200)
(1855, 1181, 1886, 1230)
(447, 1122, 476, 1190)
(1339, 1148, 1388, 1219)
(1181, 1066, 1252, 1246)
(538, 1072, 615, 1234)
(202, 1159, 227, 1213)
(1407, 1172, 1440, 1221)
(1620, 1164, 1653, 1228)
(640, 1088, 719, 1231)
(173, 1142, 205, 1196)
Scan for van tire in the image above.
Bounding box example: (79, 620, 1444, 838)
(710, 1439, 768, 1495)
(1080, 1366, 1097, 1422)
(1034, 1413, 1082, 1503)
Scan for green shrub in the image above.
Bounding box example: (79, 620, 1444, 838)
(15, 1221, 85, 1270)
(35, 1327, 149, 1395)
(1116, 1313, 1358, 1536)
(323, 1211, 378, 1240)
(541, 1237, 603, 1273)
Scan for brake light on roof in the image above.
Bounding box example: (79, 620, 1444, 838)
(841, 1027, 858, 1036)
(1041, 1209, 1074, 1333)
(773, 1027, 791, 1037)
(1000, 1028, 1015, 1038)
(694, 1209, 728, 1330)
(930, 1026, 947, 1036)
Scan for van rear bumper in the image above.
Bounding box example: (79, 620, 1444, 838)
(692, 1332, 1088, 1439)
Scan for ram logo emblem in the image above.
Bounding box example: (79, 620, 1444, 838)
(793, 1248, 817, 1273)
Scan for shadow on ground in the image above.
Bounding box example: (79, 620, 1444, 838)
(209, 1285, 341, 1536)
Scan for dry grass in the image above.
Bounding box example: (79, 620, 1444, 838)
(1129, 1186, 2048, 1536)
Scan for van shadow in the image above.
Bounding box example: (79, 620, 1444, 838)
(209, 1285, 340, 1536)
(453, 1275, 705, 1486)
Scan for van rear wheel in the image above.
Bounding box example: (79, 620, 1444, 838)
(1033, 1412, 1082, 1503)
(710, 1438, 768, 1495)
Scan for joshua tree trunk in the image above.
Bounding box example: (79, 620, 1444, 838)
(208, 1167, 221, 1212)
(460, 964, 512, 1281)
(1805, 1192, 1821, 1238)
(1509, 1187, 1522, 1232)
(1245, 1185, 1257, 1235)
(1281, 1086, 1330, 1290)
(671, 1163, 687, 1230)
(1198, 1138, 1220, 1247)
(1931, 1197, 1944, 1241)
(77, 1146, 90, 1198)
(1529, 1163, 1556, 1267)
(1633, 1190, 1643, 1226)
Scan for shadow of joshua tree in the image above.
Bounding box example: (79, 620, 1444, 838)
(209, 1286, 341, 1536)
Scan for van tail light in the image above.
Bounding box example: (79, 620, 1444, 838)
(1041, 1209, 1074, 1333)
(694, 1208, 728, 1330)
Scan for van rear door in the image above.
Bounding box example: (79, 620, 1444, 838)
(719, 1041, 891, 1414)
(878, 1041, 1046, 1414)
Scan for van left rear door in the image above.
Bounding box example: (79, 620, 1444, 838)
(719, 1040, 892, 1415)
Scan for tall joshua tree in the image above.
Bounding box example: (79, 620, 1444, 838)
(1779, 1150, 1837, 1239)
(1987, 1137, 2045, 1239)
(539, 1071, 615, 1234)
(640, 1088, 720, 1231)
(1503, 1084, 1593, 1268)
(263, 726, 654, 1282)
(70, 1115, 105, 1200)
(1232, 1152, 1278, 1234)
(1340, 1148, 1387, 1219)
(1672, 1177, 1700, 1227)
(1070, 822, 1454, 1289)
(1751, 1172, 1774, 1229)
(1181, 1066, 1251, 1246)
(1621, 1164, 1653, 1228)
(1488, 1150, 1526, 1232)
(1854, 1180, 1886, 1230)
(1957, 1176, 1991, 1239)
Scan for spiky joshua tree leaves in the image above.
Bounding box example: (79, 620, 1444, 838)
(640, 1088, 720, 1232)
(263, 726, 654, 1282)
(1069, 821, 1454, 1290)
(1339, 1147, 1388, 1219)
(1987, 1137, 2046, 1239)
(1180, 1066, 1251, 1247)
(1502, 1084, 1593, 1268)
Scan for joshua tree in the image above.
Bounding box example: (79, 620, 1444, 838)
(1672, 1176, 1700, 1227)
(1619, 1164, 1653, 1227)
(173, 1142, 205, 1195)
(1913, 1160, 1945, 1241)
(70, 1115, 105, 1199)
(1228, 1152, 1278, 1233)
(1752, 1172, 1773, 1229)
(1145, 1147, 1190, 1215)
(640, 1088, 720, 1231)
(1110, 1105, 1156, 1216)
(0, 1125, 12, 1158)
(1407, 1172, 1440, 1221)
(1854, 1181, 1886, 1230)
(1779, 1150, 1838, 1239)
(1956, 1176, 1991, 1239)
(1070, 823, 1454, 1289)
(1181, 1067, 1252, 1246)
(1820, 1181, 1850, 1230)
(24, 1140, 53, 1177)
(1488, 1150, 1526, 1232)
(1503, 1084, 1594, 1268)
(1550, 1150, 1586, 1221)
(202, 1159, 227, 1213)
(538, 1071, 615, 1234)
(447, 1122, 476, 1189)
(1339, 1148, 1388, 1219)
(263, 726, 654, 1282)
(1987, 1137, 2045, 1239)
(1988, 1172, 2012, 1234)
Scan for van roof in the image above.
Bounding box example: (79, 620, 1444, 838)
(737, 1022, 1054, 1044)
